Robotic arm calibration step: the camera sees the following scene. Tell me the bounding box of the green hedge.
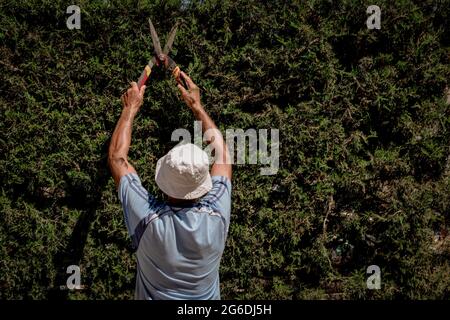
[0,0,449,299]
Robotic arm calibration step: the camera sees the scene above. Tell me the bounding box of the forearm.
[192,104,217,133]
[108,82,145,187]
[108,108,136,163]
[176,70,231,178]
[192,105,230,165]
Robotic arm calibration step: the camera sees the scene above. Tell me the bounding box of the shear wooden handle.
[137,65,152,89]
[172,66,180,79]
[172,66,189,88]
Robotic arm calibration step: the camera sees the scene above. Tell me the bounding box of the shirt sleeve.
[118,173,160,249]
[199,175,232,230]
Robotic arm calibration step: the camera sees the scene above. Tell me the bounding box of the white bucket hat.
[155,143,212,200]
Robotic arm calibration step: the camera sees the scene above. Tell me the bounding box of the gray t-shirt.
[118,173,232,300]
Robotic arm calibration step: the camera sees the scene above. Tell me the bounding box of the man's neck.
[167,196,198,207]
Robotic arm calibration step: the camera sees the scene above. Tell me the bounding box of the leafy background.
[0,0,449,299]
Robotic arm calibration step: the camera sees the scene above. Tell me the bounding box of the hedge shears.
[137,18,180,89]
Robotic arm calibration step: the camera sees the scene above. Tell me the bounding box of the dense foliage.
[1,0,449,299]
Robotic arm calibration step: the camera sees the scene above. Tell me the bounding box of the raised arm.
[176,71,232,180]
[108,82,146,188]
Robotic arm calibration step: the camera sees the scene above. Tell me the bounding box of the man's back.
[119,173,232,300]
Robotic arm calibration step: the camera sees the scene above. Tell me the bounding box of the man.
[108,71,232,300]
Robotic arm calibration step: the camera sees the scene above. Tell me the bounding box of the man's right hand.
[176,71,202,111]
